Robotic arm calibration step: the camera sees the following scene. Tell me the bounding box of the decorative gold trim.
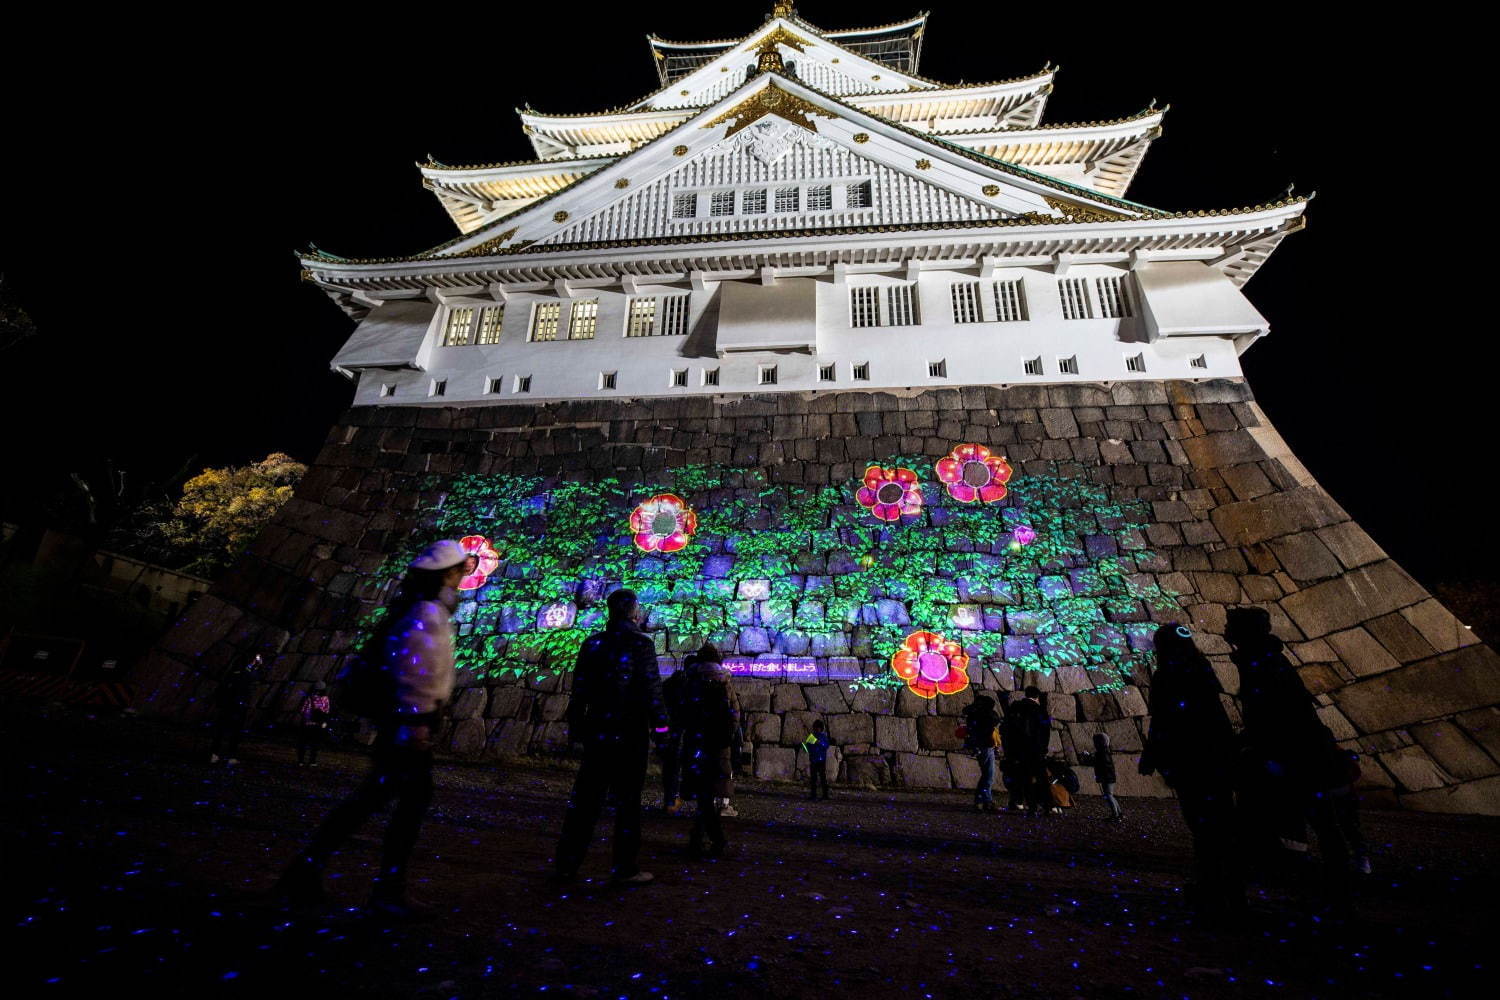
[756,25,811,56]
[1042,195,1127,223]
[673,144,689,156]
[852,132,869,143]
[553,211,569,223]
[680,90,689,96]
[915,158,931,170]
[772,1,794,17]
[614,178,630,189]
[461,228,519,256]
[983,184,1000,196]
[699,81,837,138]
[871,75,881,81]
[831,57,839,63]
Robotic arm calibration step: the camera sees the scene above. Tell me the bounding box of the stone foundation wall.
[135,380,1500,813]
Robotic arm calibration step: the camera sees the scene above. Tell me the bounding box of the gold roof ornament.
[758,47,785,73]
[700,80,836,138]
[1042,196,1126,223]
[772,1,794,19]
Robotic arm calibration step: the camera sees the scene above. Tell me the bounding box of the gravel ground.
[3,708,1495,999]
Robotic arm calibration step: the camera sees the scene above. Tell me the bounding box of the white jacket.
[387,596,456,716]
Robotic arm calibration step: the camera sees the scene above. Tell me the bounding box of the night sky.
[2,4,1490,591]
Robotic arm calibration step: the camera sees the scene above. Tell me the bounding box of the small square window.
[710,190,735,216]
[1190,354,1208,369]
[670,369,688,387]
[429,378,447,397]
[808,185,832,211]
[742,189,767,214]
[1023,357,1044,376]
[672,193,696,218]
[846,180,873,209]
[600,371,617,390]
[819,364,836,382]
[1125,353,1146,373]
[702,368,720,386]
[759,365,778,386]
[486,376,505,394]
[1058,356,1079,375]
[928,360,946,378]
[380,382,397,397]
[774,186,799,213]
[515,375,532,393]
[851,361,870,381]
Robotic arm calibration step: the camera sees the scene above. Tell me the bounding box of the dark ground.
[4,709,1494,999]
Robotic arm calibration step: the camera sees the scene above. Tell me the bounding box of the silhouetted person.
[1227,606,1366,906]
[553,589,668,885]
[962,694,1001,811]
[680,646,736,857]
[277,540,472,918]
[1001,687,1051,814]
[1140,623,1244,920]
[802,719,832,800]
[1090,731,1123,821]
[658,652,690,813]
[209,653,263,765]
[296,680,332,766]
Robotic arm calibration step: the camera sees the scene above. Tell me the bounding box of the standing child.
[802,720,831,800]
[297,681,332,766]
[1091,732,1123,820]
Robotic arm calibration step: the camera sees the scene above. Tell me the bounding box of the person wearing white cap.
[277,538,476,919]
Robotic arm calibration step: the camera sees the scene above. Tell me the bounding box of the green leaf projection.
[359,460,1182,693]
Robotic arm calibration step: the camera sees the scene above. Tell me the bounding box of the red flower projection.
[890,630,971,698]
[457,535,501,591]
[630,493,698,553]
[934,443,1012,504]
[855,465,923,522]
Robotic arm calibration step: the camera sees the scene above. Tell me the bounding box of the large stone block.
[849,686,895,714]
[826,712,874,746]
[1268,532,1344,583]
[948,752,982,790]
[772,683,808,712]
[1279,561,1429,639]
[449,687,488,721]
[755,746,797,781]
[1409,721,1499,781]
[747,711,782,743]
[844,755,890,788]
[1334,644,1500,733]
[917,715,963,750]
[1378,745,1453,793]
[735,679,773,712]
[1325,627,1401,678]
[448,718,486,756]
[1401,599,1478,654]
[1398,775,1500,816]
[804,683,850,713]
[1210,486,1347,547]
[781,710,821,747]
[895,752,954,788]
[1456,707,1500,763]
[875,715,918,753]
[486,719,532,757]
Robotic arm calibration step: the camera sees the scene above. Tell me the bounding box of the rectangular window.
[886,284,918,326]
[742,189,767,214]
[380,382,397,397]
[850,286,880,328]
[670,369,688,387]
[846,180,873,209]
[1096,275,1133,319]
[660,294,690,336]
[759,365,778,385]
[1023,357,1044,376]
[851,362,870,381]
[807,185,832,211]
[774,186,799,213]
[1058,355,1079,375]
[819,364,836,382]
[626,296,657,337]
[599,371,617,390]
[951,282,982,324]
[702,368,720,386]
[515,374,532,393]
[672,193,696,218]
[1125,353,1146,373]
[928,360,947,378]
[430,378,447,397]
[476,305,504,344]
[1190,354,1208,369]
[530,302,561,341]
[993,279,1028,322]
[486,376,505,394]
[1059,278,1093,320]
[442,307,474,346]
[710,190,735,216]
[568,299,598,339]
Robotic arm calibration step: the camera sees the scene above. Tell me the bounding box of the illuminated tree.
[163,452,306,575]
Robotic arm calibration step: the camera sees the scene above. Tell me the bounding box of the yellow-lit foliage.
[166,452,305,573]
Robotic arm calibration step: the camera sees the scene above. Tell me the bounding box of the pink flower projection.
[1012,524,1037,546]
[630,493,698,553]
[934,443,1012,504]
[856,465,923,522]
[890,630,971,698]
[457,535,500,591]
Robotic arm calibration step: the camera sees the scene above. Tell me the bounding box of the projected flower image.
[935,443,1012,504]
[856,465,923,522]
[890,630,971,698]
[457,535,501,590]
[630,493,698,552]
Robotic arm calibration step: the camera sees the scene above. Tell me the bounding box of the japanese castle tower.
[302,4,1304,403]
[142,5,1500,814]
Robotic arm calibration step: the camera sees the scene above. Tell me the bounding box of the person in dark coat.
[679,648,736,857]
[1090,731,1123,820]
[1227,606,1366,902]
[553,589,668,886]
[961,694,1002,811]
[658,654,692,813]
[209,653,263,765]
[1140,623,1244,920]
[1000,687,1051,814]
[801,719,832,800]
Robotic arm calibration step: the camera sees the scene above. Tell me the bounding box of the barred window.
[1190,354,1208,369]
[1059,278,1093,320]
[710,190,735,216]
[759,365,778,385]
[951,282,982,324]
[599,371,617,390]
[1058,355,1079,375]
[1125,353,1146,373]
[808,185,832,211]
[742,189,767,214]
[442,307,474,346]
[670,369,688,387]
[515,375,532,393]
[928,360,947,378]
[380,382,397,397]
[846,180,873,209]
[1096,275,1133,318]
[626,297,657,337]
[429,378,447,397]
[672,193,697,218]
[660,294,689,336]
[702,368,720,386]
[850,286,880,328]
[486,376,505,394]
[568,298,599,340]
[774,186,799,212]
[819,364,836,382]
[993,279,1028,322]
[476,306,504,344]
[886,284,918,326]
[1023,357,1044,376]
[851,362,870,381]
[530,302,561,341]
